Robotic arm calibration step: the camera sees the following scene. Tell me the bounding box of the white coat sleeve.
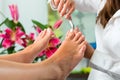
[48,0,57,11]
[49,0,102,13]
[74,0,101,13]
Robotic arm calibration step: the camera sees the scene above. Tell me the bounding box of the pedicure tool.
[68,18,75,30]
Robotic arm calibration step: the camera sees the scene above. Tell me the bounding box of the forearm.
[0,60,60,80]
[84,43,94,59]
[0,45,39,63]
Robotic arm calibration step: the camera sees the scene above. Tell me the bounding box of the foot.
[23,28,54,62]
[32,28,54,53]
[44,28,87,79]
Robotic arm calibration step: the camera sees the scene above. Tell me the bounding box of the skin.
[0,28,87,80]
[52,0,75,19]
[51,0,94,59]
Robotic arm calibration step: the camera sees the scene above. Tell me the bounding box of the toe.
[78,41,87,50]
[66,30,75,40]
[74,27,79,34]
[41,29,47,38]
[34,30,46,43]
[73,32,82,41]
[77,35,85,44]
[44,28,53,39]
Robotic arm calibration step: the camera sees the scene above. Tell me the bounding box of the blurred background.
[0,0,96,80]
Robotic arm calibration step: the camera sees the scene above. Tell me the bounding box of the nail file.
[49,1,75,30]
[68,19,74,30]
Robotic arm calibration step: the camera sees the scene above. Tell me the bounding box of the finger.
[54,0,60,7]
[57,0,64,14]
[60,0,70,17]
[51,0,55,6]
[65,4,75,19]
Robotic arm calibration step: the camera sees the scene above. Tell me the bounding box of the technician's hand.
[51,0,75,19]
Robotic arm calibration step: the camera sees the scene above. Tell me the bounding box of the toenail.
[70,29,73,32]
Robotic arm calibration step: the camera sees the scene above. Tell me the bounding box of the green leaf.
[4,18,16,30]
[40,55,47,61]
[0,18,8,27]
[17,22,25,32]
[0,49,7,55]
[27,40,34,45]
[7,46,15,54]
[0,18,25,32]
[32,20,48,30]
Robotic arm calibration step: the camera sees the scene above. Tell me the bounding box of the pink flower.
[38,37,61,58]
[45,47,57,58]
[9,4,19,23]
[49,38,61,47]
[35,27,42,33]
[38,51,45,57]
[0,27,25,48]
[27,33,35,41]
[38,47,57,58]
[2,39,14,49]
[53,19,63,29]
[15,27,25,45]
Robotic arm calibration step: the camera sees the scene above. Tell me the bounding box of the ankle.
[43,58,66,80]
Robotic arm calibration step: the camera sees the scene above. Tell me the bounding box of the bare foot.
[30,28,54,54]
[23,28,54,62]
[33,28,53,52]
[44,28,87,80]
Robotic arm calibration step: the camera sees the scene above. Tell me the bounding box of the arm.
[84,42,94,59]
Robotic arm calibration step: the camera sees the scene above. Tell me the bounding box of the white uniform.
[75,0,120,80]
[50,0,120,80]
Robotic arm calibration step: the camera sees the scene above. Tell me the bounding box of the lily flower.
[53,19,63,29]
[0,27,25,48]
[9,4,19,24]
[38,37,61,58]
[35,26,42,33]
[49,37,61,47]
[25,33,35,46]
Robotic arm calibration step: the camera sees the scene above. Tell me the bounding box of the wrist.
[84,43,94,59]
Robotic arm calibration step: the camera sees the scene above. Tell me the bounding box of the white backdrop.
[0,0,48,33]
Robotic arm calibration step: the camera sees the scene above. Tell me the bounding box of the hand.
[52,0,75,19]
